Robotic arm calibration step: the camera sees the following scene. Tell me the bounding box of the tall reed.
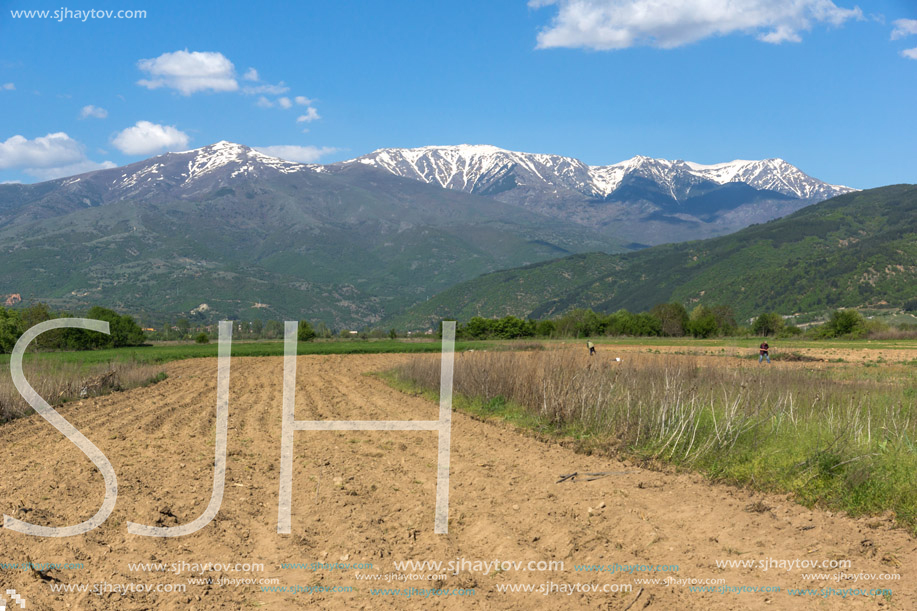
[394,350,917,527]
[0,357,165,422]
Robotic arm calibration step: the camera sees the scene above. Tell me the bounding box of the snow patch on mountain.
[180,141,307,184]
[347,145,854,201]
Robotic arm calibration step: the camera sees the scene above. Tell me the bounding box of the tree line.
[453,303,899,340]
[0,303,145,354]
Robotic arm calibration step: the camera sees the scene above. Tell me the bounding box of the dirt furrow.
[0,354,912,610]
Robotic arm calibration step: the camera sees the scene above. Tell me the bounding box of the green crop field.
[0,339,487,366]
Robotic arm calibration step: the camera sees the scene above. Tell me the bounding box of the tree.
[555,309,603,338]
[297,320,316,342]
[87,306,145,348]
[195,332,210,344]
[176,318,191,338]
[651,303,688,337]
[0,307,24,354]
[687,305,718,338]
[21,302,59,350]
[462,317,491,339]
[389,328,397,340]
[263,320,284,339]
[251,319,263,339]
[753,312,784,337]
[535,319,556,338]
[711,305,737,335]
[824,309,866,338]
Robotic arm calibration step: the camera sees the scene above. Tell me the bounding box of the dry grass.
[394,349,917,529]
[0,358,166,422]
[868,328,917,340]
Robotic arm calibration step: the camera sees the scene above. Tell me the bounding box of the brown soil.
[0,354,913,610]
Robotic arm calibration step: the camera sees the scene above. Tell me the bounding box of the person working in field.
[759,340,771,364]
[587,341,596,356]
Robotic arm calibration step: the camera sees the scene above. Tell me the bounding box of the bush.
[822,309,866,338]
[194,332,210,344]
[297,320,316,342]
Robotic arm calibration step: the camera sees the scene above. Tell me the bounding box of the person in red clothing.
[759,340,770,364]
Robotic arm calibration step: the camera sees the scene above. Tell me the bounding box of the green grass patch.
[0,339,496,368]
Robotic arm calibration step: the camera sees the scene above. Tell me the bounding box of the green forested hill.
[389,185,917,328]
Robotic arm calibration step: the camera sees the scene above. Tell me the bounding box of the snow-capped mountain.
[50,141,311,203]
[0,141,614,328]
[1,141,858,247]
[345,144,854,202]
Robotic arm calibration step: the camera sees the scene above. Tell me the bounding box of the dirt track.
[0,353,913,610]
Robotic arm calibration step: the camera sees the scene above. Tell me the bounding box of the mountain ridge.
[0,142,618,327]
[336,143,855,245]
[386,184,917,329]
[343,144,854,201]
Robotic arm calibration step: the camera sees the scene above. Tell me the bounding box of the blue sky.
[0,0,915,188]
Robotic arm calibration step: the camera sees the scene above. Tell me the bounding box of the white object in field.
[616,357,621,362]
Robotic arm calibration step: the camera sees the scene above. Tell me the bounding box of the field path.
[0,353,913,610]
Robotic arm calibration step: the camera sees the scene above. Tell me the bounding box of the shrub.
[822,309,867,338]
[194,332,210,344]
[297,320,316,342]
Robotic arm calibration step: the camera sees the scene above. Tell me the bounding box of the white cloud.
[891,18,917,39]
[296,108,321,123]
[1,82,14,91]
[254,145,339,163]
[295,96,313,106]
[256,96,274,108]
[242,82,290,95]
[25,159,117,181]
[137,50,238,95]
[277,96,293,109]
[530,0,863,50]
[243,67,259,81]
[0,132,114,180]
[79,104,108,119]
[0,132,85,169]
[112,120,190,155]
[902,47,917,60]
